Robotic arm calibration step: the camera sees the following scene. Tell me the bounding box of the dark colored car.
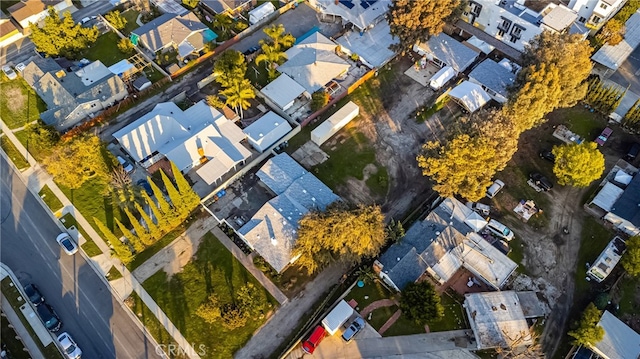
[137,179,153,196]
[492,240,511,255]
[37,303,61,332]
[243,46,260,56]
[539,149,555,163]
[342,316,366,342]
[23,284,44,306]
[530,173,553,191]
[626,143,640,161]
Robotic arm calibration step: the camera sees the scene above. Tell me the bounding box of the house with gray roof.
[603,172,640,236]
[587,310,640,359]
[413,33,480,74]
[591,10,640,77]
[131,12,217,59]
[375,197,518,291]
[21,56,127,130]
[468,59,517,103]
[200,0,252,16]
[239,153,339,272]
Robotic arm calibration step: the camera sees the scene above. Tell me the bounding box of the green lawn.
[554,106,604,140]
[142,232,278,359]
[106,265,123,280]
[79,32,125,67]
[59,212,103,257]
[58,177,121,233]
[247,61,271,88]
[1,316,31,359]
[143,66,166,83]
[38,184,63,212]
[0,136,29,170]
[126,292,182,359]
[617,276,640,317]
[120,9,141,36]
[127,217,196,270]
[0,75,47,129]
[346,280,396,311]
[574,217,614,298]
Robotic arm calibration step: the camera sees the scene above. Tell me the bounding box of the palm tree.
[261,24,295,51]
[256,44,287,80]
[213,13,233,38]
[221,79,255,119]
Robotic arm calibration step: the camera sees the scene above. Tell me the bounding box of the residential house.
[413,33,480,74]
[590,168,640,236]
[151,0,189,15]
[586,310,640,359]
[587,236,626,282]
[113,100,250,182]
[448,81,493,112]
[200,0,252,17]
[277,31,350,95]
[0,17,22,47]
[308,0,388,32]
[374,197,518,291]
[591,10,640,78]
[242,111,293,153]
[569,0,627,32]
[259,74,308,111]
[22,57,128,130]
[468,59,517,103]
[131,12,218,60]
[238,153,340,272]
[464,291,544,349]
[335,20,399,69]
[7,0,73,32]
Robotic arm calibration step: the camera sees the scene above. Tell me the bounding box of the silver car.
[2,65,17,80]
[58,332,82,359]
[342,316,365,342]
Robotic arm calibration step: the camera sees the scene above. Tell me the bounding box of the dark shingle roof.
[468,59,516,98]
[610,174,640,227]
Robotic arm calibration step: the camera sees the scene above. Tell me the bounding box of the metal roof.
[448,81,492,112]
[592,311,640,359]
[260,74,306,109]
[591,10,640,71]
[243,111,293,152]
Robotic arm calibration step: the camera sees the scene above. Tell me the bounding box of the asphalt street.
[0,155,161,359]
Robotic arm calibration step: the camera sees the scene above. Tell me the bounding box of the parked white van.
[486,219,514,241]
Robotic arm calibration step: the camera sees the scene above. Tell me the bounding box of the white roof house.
[464,291,533,350]
[259,74,307,111]
[591,310,640,359]
[590,182,625,211]
[335,20,398,69]
[468,59,516,103]
[308,0,388,32]
[448,81,492,113]
[113,100,250,177]
[248,1,275,25]
[243,112,293,153]
[311,101,359,146]
[278,31,350,94]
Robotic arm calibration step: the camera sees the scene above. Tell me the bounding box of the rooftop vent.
[271,237,277,246]
[259,133,264,137]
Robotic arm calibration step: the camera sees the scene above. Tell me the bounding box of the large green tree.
[30,8,99,58]
[105,10,127,30]
[220,79,255,119]
[261,24,295,51]
[596,19,625,46]
[94,217,133,263]
[213,14,233,37]
[170,161,200,214]
[22,121,59,158]
[399,281,444,325]
[294,203,386,274]
[213,50,247,88]
[43,135,109,189]
[568,303,604,346]
[622,236,640,277]
[552,142,605,187]
[388,0,459,50]
[256,45,287,80]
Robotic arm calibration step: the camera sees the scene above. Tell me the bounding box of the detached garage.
[249,2,275,25]
[243,112,293,153]
[311,101,359,146]
[321,300,354,335]
[260,74,307,111]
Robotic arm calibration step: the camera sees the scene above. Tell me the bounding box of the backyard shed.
[249,2,275,25]
[243,112,293,153]
[311,101,359,146]
[448,81,492,113]
[260,74,307,111]
[321,300,354,335]
[429,66,456,90]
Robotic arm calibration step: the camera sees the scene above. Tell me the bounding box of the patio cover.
[464,36,495,54]
[464,211,488,232]
[591,182,625,211]
[429,66,455,90]
[614,170,633,185]
[448,81,491,113]
[108,59,135,76]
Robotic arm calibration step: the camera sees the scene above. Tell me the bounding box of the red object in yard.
[595,127,613,146]
[302,325,326,354]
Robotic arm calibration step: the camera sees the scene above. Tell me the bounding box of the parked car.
[342,316,366,342]
[80,16,91,24]
[23,283,45,306]
[58,332,82,359]
[486,180,505,199]
[529,173,553,191]
[492,240,511,255]
[302,325,326,354]
[243,46,260,56]
[137,179,153,196]
[14,62,26,73]
[2,65,17,80]
[37,303,61,332]
[539,149,555,163]
[595,127,613,146]
[626,143,640,161]
[117,155,135,174]
[486,219,514,241]
[56,233,78,255]
[466,202,490,216]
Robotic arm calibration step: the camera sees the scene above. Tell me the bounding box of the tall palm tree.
[261,24,295,51]
[213,13,233,38]
[256,44,287,80]
[221,79,255,119]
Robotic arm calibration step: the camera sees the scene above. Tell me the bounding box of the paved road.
[0,155,161,359]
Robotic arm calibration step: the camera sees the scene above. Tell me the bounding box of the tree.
[148,176,172,217]
[124,208,153,246]
[220,304,247,330]
[386,219,405,243]
[135,202,162,241]
[105,10,127,30]
[213,50,247,88]
[261,24,295,51]
[23,121,59,158]
[256,45,287,80]
[387,0,459,50]
[568,303,604,346]
[399,281,444,325]
[94,217,133,264]
[115,217,145,252]
[294,204,386,274]
[552,142,605,187]
[206,95,226,109]
[160,169,184,224]
[220,79,255,119]
[117,38,135,55]
[43,135,109,189]
[110,166,141,210]
[596,19,625,46]
[622,98,640,131]
[621,236,640,277]
[196,294,222,324]
[30,8,98,58]
[213,13,233,38]
[170,161,200,214]
[236,283,269,317]
[141,190,168,229]
[311,91,329,111]
[182,0,199,9]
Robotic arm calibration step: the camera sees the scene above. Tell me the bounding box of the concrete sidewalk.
[0,118,200,359]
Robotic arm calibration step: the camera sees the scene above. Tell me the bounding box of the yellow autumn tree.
[552,142,605,187]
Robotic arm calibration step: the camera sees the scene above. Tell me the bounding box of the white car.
[80,16,91,24]
[57,332,82,359]
[56,233,78,255]
[2,65,17,80]
[117,155,134,174]
[486,219,515,242]
[486,179,505,199]
[15,62,26,73]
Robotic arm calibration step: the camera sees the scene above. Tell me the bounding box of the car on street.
[58,332,82,359]
[302,325,326,354]
[2,65,17,80]
[80,17,91,24]
[23,283,44,306]
[117,155,135,174]
[486,179,505,199]
[37,303,61,332]
[539,149,555,163]
[486,219,514,241]
[529,172,553,191]
[342,316,365,342]
[243,46,260,56]
[595,127,613,146]
[56,233,78,255]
